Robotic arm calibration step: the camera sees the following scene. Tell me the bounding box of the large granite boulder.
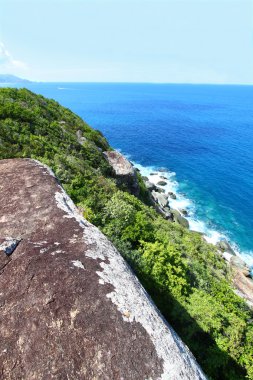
[0,159,205,380]
[152,191,168,208]
[103,151,140,196]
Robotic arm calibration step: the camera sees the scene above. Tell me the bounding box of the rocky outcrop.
[168,192,177,200]
[103,151,140,196]
[144,173,189,228]
[231,256,251,277]
[216,240,253,295]
[76,129,87,145]
[233,268,253,307]
[145,180,157,192]
[152,191,169,208]
[157,180,167,186]
[171,209,189,229]
[0,159,206,380]
[216,240,235,256]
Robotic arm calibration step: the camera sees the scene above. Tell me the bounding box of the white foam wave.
[134,161,253,269]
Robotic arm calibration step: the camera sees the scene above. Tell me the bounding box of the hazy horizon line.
[1,74,253,86]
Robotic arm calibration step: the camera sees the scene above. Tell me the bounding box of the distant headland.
[0,74,31,84]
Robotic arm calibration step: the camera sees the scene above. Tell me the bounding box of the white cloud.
[0,42,27,71]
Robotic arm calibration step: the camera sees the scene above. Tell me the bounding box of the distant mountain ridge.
[0,74,31,83]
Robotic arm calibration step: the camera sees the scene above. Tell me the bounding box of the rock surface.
[168,192,177,200]
[233,268,253,307]
[157,180,167,186]
[103,151,140,196]
[0,159,206,380]
[216,240,235,255]
[76,129,87,145]
[230,256,251,277]
[145,180,157,191]
[152,191,168,208]
[171,209,189,229]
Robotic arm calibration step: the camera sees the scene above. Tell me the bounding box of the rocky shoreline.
[98,150,253,308]
[143,171,190,228]
[140,168,253,307]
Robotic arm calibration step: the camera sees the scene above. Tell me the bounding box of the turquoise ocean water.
[3,82,253,267]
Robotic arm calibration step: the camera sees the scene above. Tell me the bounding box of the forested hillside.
[1,88,252,380]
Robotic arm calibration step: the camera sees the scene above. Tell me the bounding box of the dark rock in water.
[171,209,189,229]
[103,151,139,196]
[160,175,168,180]
[180,209,188,216]
[0,158,206,380]
[168,192,177,199]
[150,172,158,176]
[157,181,167,186]
[157,168,167,172]
[216,240,236,255]
[156,187,166,193]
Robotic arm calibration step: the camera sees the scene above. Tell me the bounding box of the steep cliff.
[0,158,206,380]
[0,88,252,379]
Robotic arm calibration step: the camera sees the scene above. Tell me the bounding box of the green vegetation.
[1,88,252,379]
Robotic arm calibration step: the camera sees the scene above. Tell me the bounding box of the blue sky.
[0,0,252,83]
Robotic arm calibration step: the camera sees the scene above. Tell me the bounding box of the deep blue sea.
[2,82,253,265]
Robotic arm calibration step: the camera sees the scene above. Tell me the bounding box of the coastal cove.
[3,82,252,268]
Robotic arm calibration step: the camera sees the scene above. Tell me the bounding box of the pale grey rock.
[76,129,87,145]
[152,191,168,208]
[103,151,139,196]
